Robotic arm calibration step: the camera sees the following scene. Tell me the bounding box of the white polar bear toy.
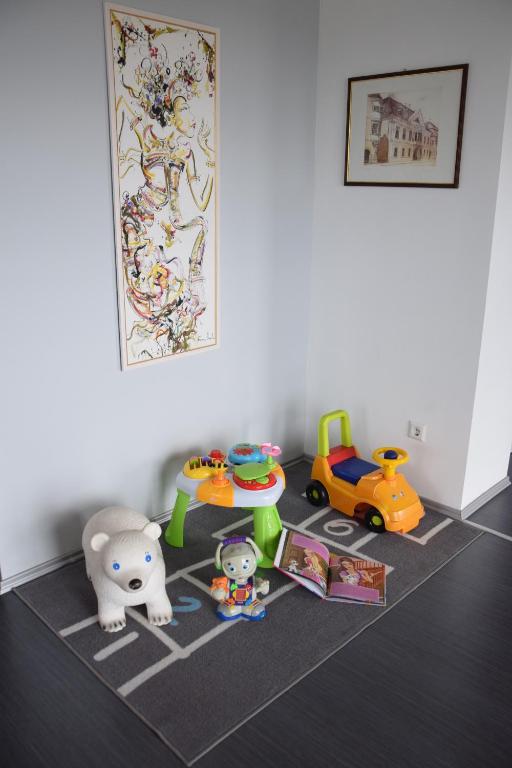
[82,506,173,633]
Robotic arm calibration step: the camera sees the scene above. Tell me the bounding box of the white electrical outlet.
[408,421,427,442]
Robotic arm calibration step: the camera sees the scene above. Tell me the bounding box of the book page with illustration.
[274,529,329,597]
[326,554,386,605]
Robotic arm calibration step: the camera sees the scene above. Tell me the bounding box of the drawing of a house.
[365,94,438,165]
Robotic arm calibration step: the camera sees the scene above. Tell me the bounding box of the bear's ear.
[143,522,162,541]
[91,532,110,552]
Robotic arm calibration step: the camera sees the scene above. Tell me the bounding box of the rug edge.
[12,588,191,767]
[13,529,484,766]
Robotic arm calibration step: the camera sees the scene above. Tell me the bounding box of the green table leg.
[165,489,190,548]
[251,504,283,569]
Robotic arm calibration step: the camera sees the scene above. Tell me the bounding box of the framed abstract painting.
[344,64,468,188]
[104,4,219,369]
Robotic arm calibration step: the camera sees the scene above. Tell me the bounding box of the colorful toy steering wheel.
[372,447,409,481]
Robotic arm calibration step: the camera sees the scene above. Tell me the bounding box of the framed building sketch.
[104,4,219,369]
[344,64,468,188]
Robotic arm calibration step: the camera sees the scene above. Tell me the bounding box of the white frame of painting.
[344,64,468,188]
[104,3,220,369]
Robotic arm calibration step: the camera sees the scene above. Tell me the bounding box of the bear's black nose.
[129,578,142,590]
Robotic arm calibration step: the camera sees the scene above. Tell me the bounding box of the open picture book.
[274,528,386,605]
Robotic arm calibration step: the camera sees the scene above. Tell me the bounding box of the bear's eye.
[145,553,152,562]
[242,559,250,571]
[112,562,120,571]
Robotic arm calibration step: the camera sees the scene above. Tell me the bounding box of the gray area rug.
[15,461,481,765]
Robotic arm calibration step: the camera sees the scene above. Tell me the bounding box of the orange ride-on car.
[306,410,424,534]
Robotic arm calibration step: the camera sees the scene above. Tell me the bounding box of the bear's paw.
[99,616,127,633]
[148,609,173,626]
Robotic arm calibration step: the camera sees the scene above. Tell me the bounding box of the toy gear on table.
[166,444,285,567]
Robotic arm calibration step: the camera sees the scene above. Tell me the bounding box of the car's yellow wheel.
[306,481,329,508]
[365,507,386,533]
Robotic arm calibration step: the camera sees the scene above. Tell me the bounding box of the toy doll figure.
[302,548,327,591]
[302,549,324,579]
[338,558,372,586]
[210,536,270,621]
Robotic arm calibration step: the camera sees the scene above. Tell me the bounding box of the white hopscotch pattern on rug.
[59,506,452,697]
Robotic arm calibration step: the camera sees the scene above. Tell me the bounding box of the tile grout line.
[463,519,512,543]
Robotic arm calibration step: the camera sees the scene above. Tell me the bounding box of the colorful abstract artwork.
[105,5,218,368]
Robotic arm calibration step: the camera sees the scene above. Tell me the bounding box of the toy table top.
[176,466,285,509]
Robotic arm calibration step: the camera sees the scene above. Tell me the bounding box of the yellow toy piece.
[372,446,409,480]
[196,476,235,507]
[306,410,424,534]
[183,456,215,480]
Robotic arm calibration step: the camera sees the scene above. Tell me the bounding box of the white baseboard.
[0,498,204,596]
[422,476,511,521]
[0,550,85,595]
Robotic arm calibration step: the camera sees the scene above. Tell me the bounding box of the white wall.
[462,56,512,507]
[306,0,512,509]
[0,0,319,578]
[3,0,511,582]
